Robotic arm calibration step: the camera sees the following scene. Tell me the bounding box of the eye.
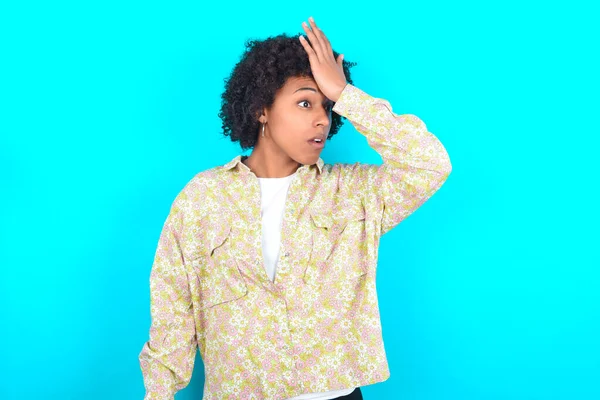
[298,100,333,112]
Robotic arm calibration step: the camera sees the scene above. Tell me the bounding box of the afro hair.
[218,32,357,150]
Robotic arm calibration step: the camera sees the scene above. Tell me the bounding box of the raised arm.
[333,83,452,235]
[298,17,452,236]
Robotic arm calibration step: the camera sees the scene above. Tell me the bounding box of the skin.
[243,16,348,178]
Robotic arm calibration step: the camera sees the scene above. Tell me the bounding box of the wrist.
[330,82,348,102]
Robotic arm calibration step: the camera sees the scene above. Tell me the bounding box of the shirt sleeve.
[138,197,197,399]
[332,83,452,235]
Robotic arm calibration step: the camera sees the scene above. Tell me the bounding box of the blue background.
[1,1,598,399]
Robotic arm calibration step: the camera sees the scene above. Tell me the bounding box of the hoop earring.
[261,123,265,138]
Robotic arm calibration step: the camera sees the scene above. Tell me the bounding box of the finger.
[310,18,333,57]
[307,17,330,59]
[302,21,324,62]
[299,35,318,61]
[302,21,323,62]
[337,53,344,67]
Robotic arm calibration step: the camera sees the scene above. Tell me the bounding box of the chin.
[296,154,320,166]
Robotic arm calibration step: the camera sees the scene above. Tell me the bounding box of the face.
[261,75,333,166]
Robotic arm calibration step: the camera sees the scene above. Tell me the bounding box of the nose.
[315,106,331,128]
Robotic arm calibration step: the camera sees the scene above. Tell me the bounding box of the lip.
[307,139,325,149]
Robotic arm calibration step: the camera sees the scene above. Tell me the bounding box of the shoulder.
[316,161,384,198]
[170,164,230,218]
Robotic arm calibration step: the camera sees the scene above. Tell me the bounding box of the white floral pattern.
[139,83,452,399]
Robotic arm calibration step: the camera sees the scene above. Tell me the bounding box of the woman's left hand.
[299,17,347,103]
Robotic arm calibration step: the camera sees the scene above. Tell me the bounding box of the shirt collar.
[222,155,324,175]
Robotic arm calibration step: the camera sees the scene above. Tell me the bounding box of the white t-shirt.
[258,172,356,400]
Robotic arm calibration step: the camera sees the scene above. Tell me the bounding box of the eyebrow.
[293,87,334,106]
[294,87,317,93]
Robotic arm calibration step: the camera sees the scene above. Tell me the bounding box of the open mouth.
[308,138,325,149]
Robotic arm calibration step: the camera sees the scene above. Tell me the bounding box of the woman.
[139,17,452,400]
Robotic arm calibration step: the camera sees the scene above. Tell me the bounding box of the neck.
[243,141,300,178]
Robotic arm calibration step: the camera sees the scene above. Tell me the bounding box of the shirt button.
[284,252,290,257]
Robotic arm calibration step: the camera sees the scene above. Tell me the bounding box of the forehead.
[279,76,323,96]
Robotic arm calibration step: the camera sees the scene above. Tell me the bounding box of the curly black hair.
[218,32,358,150]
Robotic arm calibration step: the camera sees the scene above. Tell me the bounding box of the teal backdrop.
[1,1,598,399]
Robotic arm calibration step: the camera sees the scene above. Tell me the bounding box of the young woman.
[139,17,452,400]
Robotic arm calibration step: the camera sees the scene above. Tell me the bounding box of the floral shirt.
[139,83,452,399]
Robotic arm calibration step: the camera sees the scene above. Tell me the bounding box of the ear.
[257,107,268,123]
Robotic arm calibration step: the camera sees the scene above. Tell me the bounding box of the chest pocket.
[189,219,248,310]
[304,207,367,285]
